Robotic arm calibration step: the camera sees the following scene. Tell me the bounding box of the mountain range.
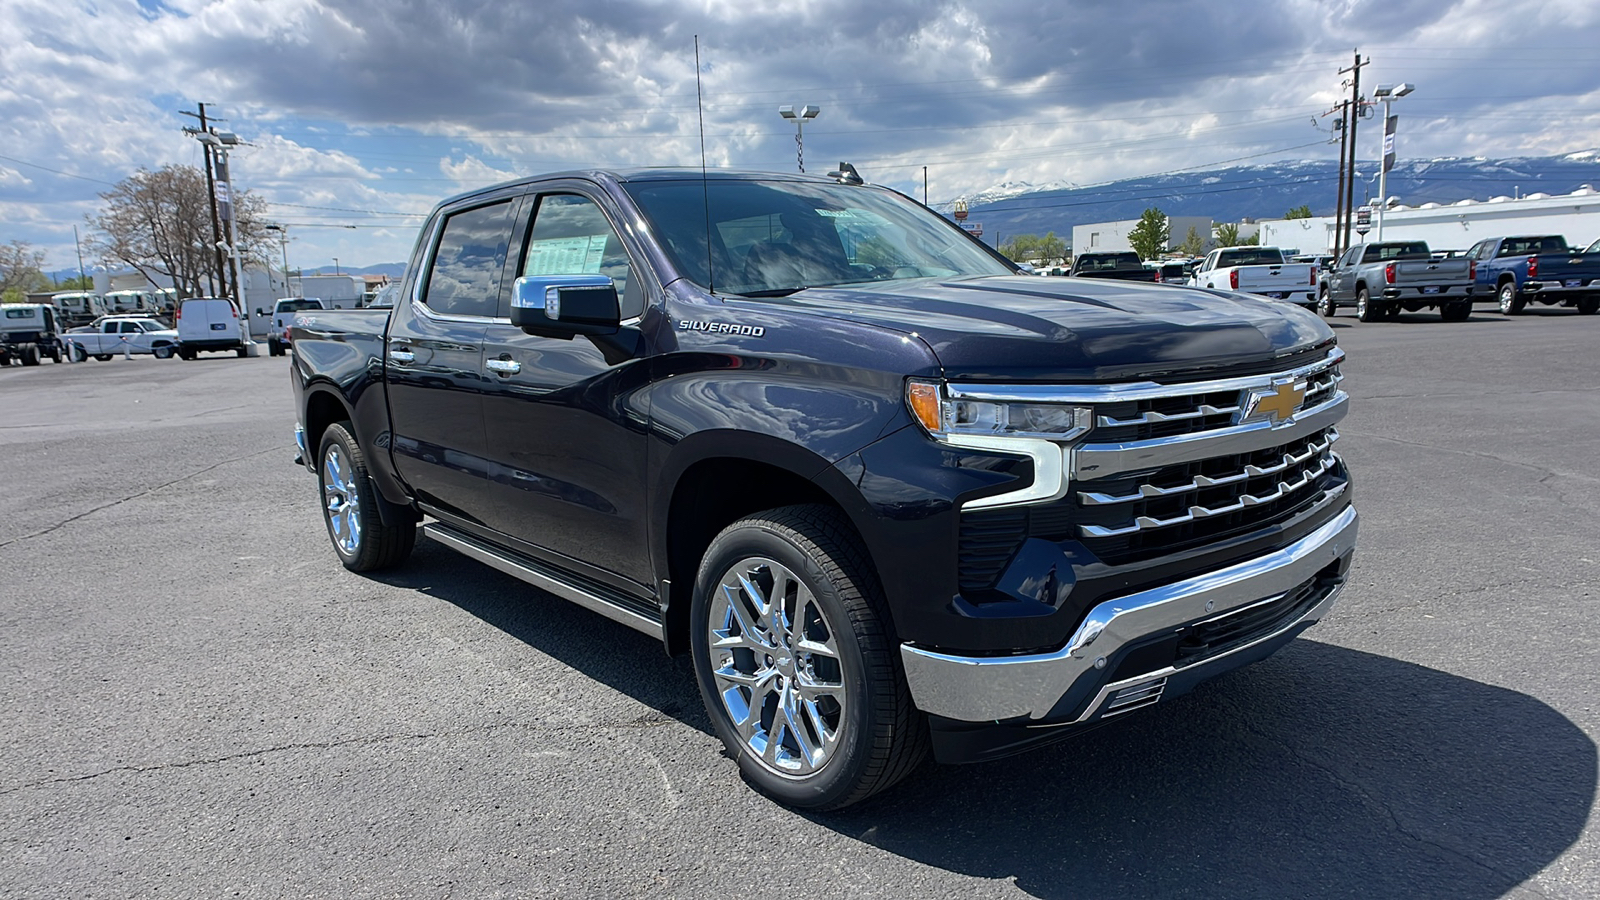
[938,150,1600,247]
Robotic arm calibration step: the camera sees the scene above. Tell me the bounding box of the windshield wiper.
[734,287,808,298]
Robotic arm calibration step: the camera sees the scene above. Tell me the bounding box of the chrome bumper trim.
[899,504,1358,722]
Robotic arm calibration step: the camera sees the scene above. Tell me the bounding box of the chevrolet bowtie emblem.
[1243,379,1307,425]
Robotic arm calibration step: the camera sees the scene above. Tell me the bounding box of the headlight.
[907,380,1093,441]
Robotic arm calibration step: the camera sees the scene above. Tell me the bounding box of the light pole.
[1372,82,1414,240]
[265,224,294,298]
[778,104,820,173]
[332,257,340,276]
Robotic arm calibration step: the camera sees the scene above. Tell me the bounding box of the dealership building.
[1260,186,1600,255]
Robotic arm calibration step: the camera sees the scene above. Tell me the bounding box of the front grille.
[953,348,1349,590]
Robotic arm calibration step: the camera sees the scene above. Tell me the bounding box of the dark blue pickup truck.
[1466,235,1600,315]
[289,168,1357,809]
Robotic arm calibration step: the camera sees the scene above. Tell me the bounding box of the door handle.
[389,345,416,364]
[485,358,521,376]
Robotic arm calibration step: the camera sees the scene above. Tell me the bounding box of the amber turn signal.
[906,381,941,432]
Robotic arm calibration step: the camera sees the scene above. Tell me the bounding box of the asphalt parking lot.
[2,305,1597,899]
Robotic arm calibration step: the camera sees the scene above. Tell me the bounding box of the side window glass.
[121,321,140,333]
[423,200,513,318]
[521,194,640,318]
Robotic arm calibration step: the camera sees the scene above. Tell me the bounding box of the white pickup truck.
[1191,246,1319,309]
[64,316,180,361]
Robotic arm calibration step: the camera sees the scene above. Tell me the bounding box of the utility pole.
[923,166,929,205]
[1339,51,1368,254]
[180,103,228,298]
[1333,99,1350,257]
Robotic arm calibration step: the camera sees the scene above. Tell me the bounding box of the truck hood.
[744,275,1333,382]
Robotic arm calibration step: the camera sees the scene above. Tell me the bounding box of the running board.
[421,523,664,641]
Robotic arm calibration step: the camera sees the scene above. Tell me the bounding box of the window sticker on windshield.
[524,235,608,275]
[815,209,857,219]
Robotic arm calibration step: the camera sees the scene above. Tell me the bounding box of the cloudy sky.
[4,0,1600,272]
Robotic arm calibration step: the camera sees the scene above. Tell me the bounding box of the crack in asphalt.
[1220,693,1550,897]
[0,447,280,550]
[0,717,679,796]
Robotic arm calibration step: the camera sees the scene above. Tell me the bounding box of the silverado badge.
[1241,379,1307,425]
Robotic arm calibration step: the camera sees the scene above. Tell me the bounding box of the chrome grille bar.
[1081,455,1342,538]
[1079,429,1338,506]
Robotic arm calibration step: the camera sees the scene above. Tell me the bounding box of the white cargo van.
[176,297,246,359]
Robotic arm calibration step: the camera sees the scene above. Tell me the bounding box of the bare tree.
[1,240,49,301]
[87,165,269,300]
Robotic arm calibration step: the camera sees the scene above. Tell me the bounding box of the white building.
[1260,186,1600,255]
[1072,216,1213,257]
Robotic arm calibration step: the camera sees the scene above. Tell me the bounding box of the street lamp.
[1371,82,1415,239]
[265,224,294,298]
[332,257,340,276]
[778,104,820,173]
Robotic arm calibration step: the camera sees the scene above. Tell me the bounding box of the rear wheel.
[1499,281,1525,315]
[1440,302,1472,322]
[317,422,416,572]
[235,346,248,358]
[267,339,283,357]
[152,344,174,360]
[1577,297,1599,315]
[1356,287,1379,322]
[179,348,195,360]
[47,343,63,363]
[691,505,928,810]
[20,344,40,366]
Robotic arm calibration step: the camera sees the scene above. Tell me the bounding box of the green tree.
[1215,222,1242,246]
[1178,225,1206,257]
[1126,208,1169,260]
[1285,205,1314,219]
[1000,232,1065,263]
[54,274,93,290]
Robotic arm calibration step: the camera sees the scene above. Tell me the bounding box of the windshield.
[278,299,323,313]
[622,178,1013,295]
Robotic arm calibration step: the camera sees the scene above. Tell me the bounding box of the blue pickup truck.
[1465,235,1600,315]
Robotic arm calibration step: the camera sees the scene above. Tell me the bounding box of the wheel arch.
[655,434,880,657]
[302,383,355,464]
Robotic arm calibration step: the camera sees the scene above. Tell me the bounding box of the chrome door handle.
[485,358,521,376]
[389,346,416,364]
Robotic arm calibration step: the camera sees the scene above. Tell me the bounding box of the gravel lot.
[2,307,1597,899]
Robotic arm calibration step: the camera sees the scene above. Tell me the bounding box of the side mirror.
[511,274,620,339]
[255,308,266,316]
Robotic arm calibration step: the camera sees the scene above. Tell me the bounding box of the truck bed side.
[290,308,408,506]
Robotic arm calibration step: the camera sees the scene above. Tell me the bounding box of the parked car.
[1465,235,1600,316]
[264,298,329,356]
[1067,252,1158,280]
[291,167,1356,810]
[1319,241,1474,322]
[1192,247,1318,309]
[176,297,246,359]
[0,304,67,366]
[1150,261,1191,284]
[63,316,179,361]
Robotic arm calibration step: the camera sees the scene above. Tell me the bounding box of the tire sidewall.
[1499,282,1516,313]
[690,519,878,809]
[317,426,365,567]
[1356,288,1371,321]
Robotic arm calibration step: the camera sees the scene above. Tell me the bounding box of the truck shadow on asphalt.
[379,542,1593,899]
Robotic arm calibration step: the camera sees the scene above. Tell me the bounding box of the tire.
[267,339,283,357]
[20,344,40,366]
[152,344,174,360]
[1440,302,1472,322]
[317,422,416,572]
[1319,285,1336,317]
[70,343,87,363]
[0,352,10,366]
[93,353,113,362]
[1356,287,1379,322]
[691,505,928,810]
[47,344,62,363]
[236,346,248,358]
[1498,281,1525,315]
[179,348,195,361]
[1578,297,1599,316]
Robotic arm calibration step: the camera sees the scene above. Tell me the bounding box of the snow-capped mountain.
[950,153,1600,244]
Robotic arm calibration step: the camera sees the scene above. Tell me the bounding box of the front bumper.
[900,503,1357,724]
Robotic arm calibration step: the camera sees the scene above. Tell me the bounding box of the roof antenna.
[695,35,714,295]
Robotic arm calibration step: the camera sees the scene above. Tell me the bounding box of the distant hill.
[943,151,1600,247]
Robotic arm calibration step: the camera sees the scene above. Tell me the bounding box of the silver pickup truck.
[1319,241,1473,322]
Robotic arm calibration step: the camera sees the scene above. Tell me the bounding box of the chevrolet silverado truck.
[290,169,1357,810]
[1319,240,1473,322]
[1066,252,1158,281]
[1465,235,1600,316]
[1192,246,1319,310]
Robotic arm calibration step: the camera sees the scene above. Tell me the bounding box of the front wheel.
[1499,282,1525,315]
[152,344,174,360]
[317,422,416,572]
[1320,285,1336,317]
[70,343,87,363]
[691,505,928,810]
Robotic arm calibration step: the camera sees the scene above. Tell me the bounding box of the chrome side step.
[422,523,664,641]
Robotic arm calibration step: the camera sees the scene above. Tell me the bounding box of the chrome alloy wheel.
[708,557,847,777]
[322,444,362,555]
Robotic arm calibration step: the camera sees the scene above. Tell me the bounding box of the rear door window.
[423,200,514,319]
